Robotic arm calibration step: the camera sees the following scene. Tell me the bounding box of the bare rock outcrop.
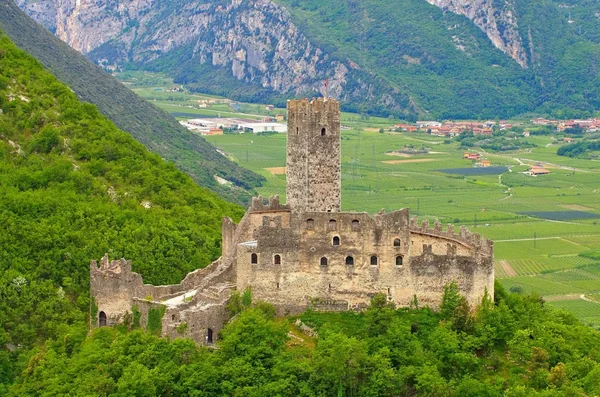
[426,0,528,68]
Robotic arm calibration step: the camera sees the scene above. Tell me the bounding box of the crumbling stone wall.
[90,255,233,345]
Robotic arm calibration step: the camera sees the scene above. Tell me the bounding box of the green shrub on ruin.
[147,306,166,336]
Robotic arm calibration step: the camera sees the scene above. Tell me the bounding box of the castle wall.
[232,208,494,313]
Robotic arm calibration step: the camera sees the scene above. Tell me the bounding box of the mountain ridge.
[14,0,600,118]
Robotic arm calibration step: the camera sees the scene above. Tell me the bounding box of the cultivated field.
[121,71,600,328]
[210,129,600,327]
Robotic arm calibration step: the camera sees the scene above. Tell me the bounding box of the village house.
[528,167,551,176]
[464,152,481,161]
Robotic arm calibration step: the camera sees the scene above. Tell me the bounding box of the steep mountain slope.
[15,0,600,118]
[424,0,600,116]
[0,28,244,383]
[0,0,264,205]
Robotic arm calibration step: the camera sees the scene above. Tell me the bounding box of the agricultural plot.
[436,167,508,175]
[520,211,600,221]
[548,300,600,329]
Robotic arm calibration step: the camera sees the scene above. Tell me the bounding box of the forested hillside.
[6,284,600,396]
[0,31,244,389]
[278,0,600,119]
[0,0,265,205]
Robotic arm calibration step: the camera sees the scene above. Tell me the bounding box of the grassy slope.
[0,0,265,205]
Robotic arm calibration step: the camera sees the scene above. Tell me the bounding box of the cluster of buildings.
[394,117,600,137]
[532,118,600,133]
[395,120,514,137]
[180,118,287,135]
[463,152,492,167]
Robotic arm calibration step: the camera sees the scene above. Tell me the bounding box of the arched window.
[370,255,378,266]
[306,218,314,230]
[333,236,340,246]
[352,220,360,231]
[396,255,403,266]
[321,127,326,136]
[207,328,214,344]
[320,257,328,267]
[251,253,258,264]
[274,255,281,265]
[99,311,107,327]
[328,219,337,230]
[394,238,401,247]
[296,127,299,135]
[345,256,354,266]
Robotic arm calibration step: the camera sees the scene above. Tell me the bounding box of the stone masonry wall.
[286,98,341,213]
[232,206,494,314]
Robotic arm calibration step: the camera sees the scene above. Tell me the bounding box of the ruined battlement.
[409,217,493,255]
[249,195,290,213]
[90,255,133,276]
[286,98,341,121]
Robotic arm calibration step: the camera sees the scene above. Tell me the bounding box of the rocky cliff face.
[425,0,528,68]
[15,0,414,116]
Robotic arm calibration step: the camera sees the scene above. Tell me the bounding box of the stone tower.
[286,98,341,213]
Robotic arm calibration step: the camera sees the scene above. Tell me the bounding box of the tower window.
[296,127,299,135]
[333,236,340,246]
[352,220,360,231]
[320,257,328,267]
[396,255,404,266]
[328,219,337,230]
[370,255,378,266]
[394,238,401,247]
[345,256,354,266]
[306,218,314,230]
[274,255,281,265]
[251,253,258,264]
[321,127,326,136]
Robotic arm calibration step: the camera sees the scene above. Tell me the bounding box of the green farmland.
[209,128,600,328]
[120,71,600,327]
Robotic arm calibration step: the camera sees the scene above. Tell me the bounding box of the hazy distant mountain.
[15,0,600,119]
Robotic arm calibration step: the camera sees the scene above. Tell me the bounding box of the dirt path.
[544,294,600,304]
[382,159,434,164]
[265,167,286,175]
[543,294,581,302]
[499,260,518,277]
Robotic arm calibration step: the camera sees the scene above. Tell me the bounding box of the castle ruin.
[91,98,494,344]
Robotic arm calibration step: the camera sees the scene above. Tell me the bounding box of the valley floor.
[123,72,600,328]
